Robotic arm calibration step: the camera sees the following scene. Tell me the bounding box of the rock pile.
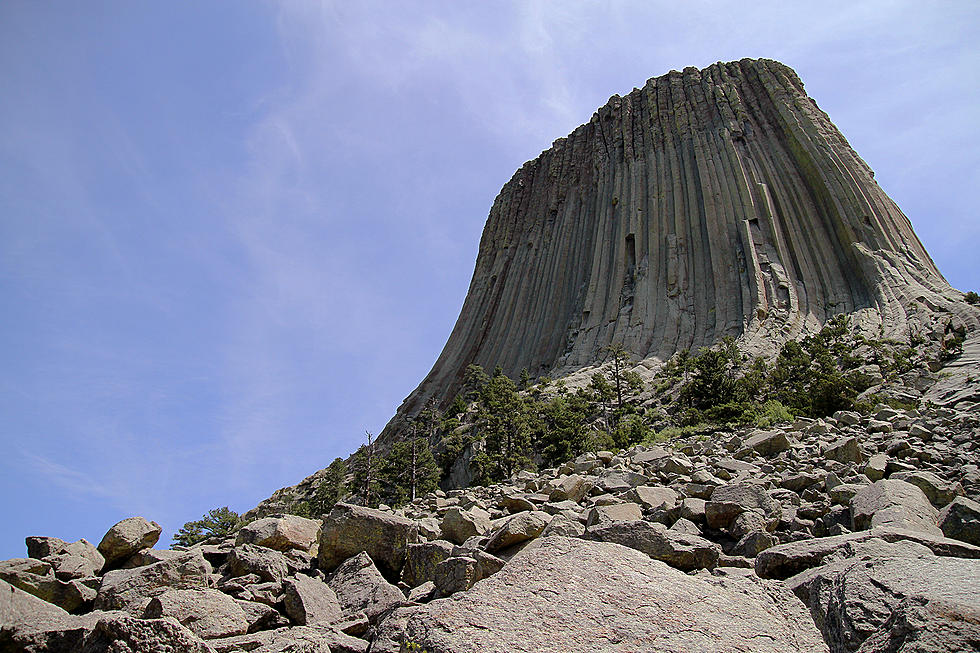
[3,401,979,652]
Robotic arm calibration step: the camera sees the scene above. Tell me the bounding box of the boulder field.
[3,402,980,652]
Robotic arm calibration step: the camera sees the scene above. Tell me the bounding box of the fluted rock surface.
[383,58,972,439]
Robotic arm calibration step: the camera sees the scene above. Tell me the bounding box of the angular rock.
[401,540,454,589]
[587,520,720,571]
[788,538,980,653]
[851,479,941,536]
[432,556,481,597]
[235,515,320,553]
[440,507,492,545]
[755,528,980,580]
[318,503,419,580]
[326,551,404,623]
[80,614,214,652]
[209,624,368,653]
[938,496,980,546]
[281,574,344,626]
[227,544,291,583]
[739,429,791,457]
[548,474,590,502]
[823,437,863,464]
[118,548,183,570]
[143,588,248,639]
[890,470,962,507]
[583,502,642,527]
[485,511,549,553]
[0,557,95,612]
[94,550,211,613]
[382,536,826,652]
[863,453,888,482]
[539,512,585,538]
[625,485,678,511]
[97,516,162,568]
[705,482,780,530]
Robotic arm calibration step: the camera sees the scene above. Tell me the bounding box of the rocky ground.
[3,397,980,652]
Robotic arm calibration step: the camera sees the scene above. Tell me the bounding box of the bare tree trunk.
[364,430,374,507]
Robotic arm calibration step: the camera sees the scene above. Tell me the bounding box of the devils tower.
[382,58,973,441]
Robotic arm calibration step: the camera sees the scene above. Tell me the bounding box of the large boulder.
[318,503,419,579]
[97,517,162,569]
[823,436,863,464]
[755,528,980,580]
[938,496,980,546]
[548,474,591,502]
[208,624,368,653]
[227,544,291,583]
[281,574,344,626]
[25,537,104,580]
[587,520,720,571]
[788,538,980,653]
[0,578,79,650]
[439,507,492,545]
[485,511,549,553]
[891,470,963,508]
[401,540,454,589]
[327,551,404,623]
[705,482,781,530]
[378,537,827,652]
[143,588,249,639]
[235,515,320,553]
[851,480,941,536]
[94,550,211,614]
[0,557,95,612]
[79,614,214,652]
[739,429,791,457]
[624,485,678,512]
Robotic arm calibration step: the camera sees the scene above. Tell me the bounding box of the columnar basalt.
[383,58,973,440]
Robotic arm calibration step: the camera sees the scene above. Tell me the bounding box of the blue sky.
[1,1,977,558]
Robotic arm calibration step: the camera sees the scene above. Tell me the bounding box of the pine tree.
[172,507,241,547]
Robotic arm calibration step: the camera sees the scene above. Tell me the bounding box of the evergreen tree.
[172,507,241,547]
[349,432,379,507]
[378,436,440,506]
[308,457,347,516]
[475,372,533,482]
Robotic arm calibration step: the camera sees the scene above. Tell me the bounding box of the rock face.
[382,57,973,443]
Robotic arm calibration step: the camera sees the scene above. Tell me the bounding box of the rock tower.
[382,58,971,441]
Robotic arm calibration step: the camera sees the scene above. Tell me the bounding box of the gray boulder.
[485,511,549,553]
[0,557,95,612]
[625,485,678,511]
[97,517,162,569]
[583,502,642,527]
[938,496,980,546]
[281,574,344,626]
[755,528,980,580]
[227,544,291,583]
[851,480,941,536]
[705,482,780,530]
[401,540,454,589]
[540,512,585,538]
[440,507,492,545]
[823,437,863,464]
[208,624,367,653]
[890,470,962,508]
[739,429,791,457]
[94,550,211,613]
[79,614,214,652]
[326,551,404,623]
[380,536,826,652]
[587,520,720,571]
[318,503,419,579]
[143,588,248,639]
[235,515,320,553]
[788,538,980,653]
